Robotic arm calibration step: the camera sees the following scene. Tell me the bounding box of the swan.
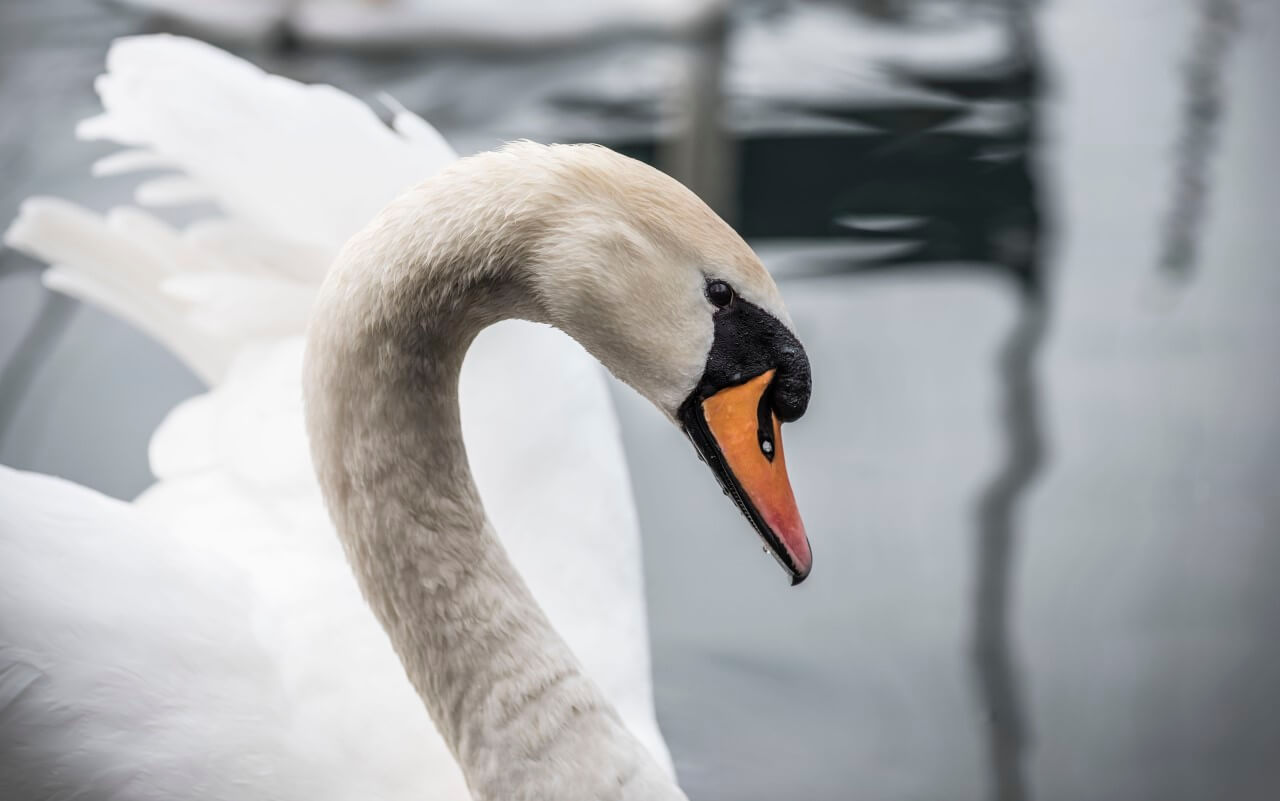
[3,35,666,800]
[1,36,813,800]
[298,139,813,799]
[1,145,815,801]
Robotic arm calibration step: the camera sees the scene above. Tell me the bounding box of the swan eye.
[706,280,734,309]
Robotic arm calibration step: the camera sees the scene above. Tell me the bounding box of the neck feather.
[303,173,684,801]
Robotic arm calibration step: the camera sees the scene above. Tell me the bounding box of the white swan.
[2,35,668,800]
[0,38,815,801]
[300,140,814,799]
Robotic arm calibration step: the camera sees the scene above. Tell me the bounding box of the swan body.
[2,36,670,800]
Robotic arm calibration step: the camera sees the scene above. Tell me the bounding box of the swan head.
[504,143,814,583]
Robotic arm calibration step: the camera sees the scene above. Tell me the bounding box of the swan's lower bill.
[680,368,812,584]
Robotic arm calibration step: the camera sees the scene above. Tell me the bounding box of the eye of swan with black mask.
[678,276,813,584]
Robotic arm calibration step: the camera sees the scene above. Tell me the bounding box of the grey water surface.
[1,1,1277,800]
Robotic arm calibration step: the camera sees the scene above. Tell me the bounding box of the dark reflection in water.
[658,14,736,221]
[972,294,1045,801]
[1159,0,1240,283]
[612,110,1041,286]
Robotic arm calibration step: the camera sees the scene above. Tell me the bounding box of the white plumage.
[2,35,671,800]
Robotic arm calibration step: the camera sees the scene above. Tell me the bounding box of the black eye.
[706,280,734,308]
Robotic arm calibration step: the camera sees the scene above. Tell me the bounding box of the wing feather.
[6,34,456,379]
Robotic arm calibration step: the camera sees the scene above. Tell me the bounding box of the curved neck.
[303,180,683,801]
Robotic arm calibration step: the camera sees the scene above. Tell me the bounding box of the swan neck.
[303,185,680,800]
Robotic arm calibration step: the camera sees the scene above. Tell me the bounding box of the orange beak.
[684,369,812,583]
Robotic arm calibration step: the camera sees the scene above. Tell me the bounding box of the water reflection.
[1158,0,1240,283]
[972,294,1044,801]
[975,9,1044,801]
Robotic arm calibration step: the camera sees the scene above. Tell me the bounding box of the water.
[2,1,1278,799]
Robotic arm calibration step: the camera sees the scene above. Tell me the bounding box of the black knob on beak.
[769,338,810,423]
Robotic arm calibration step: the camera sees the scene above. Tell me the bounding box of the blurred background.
[1,0,1277,799]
